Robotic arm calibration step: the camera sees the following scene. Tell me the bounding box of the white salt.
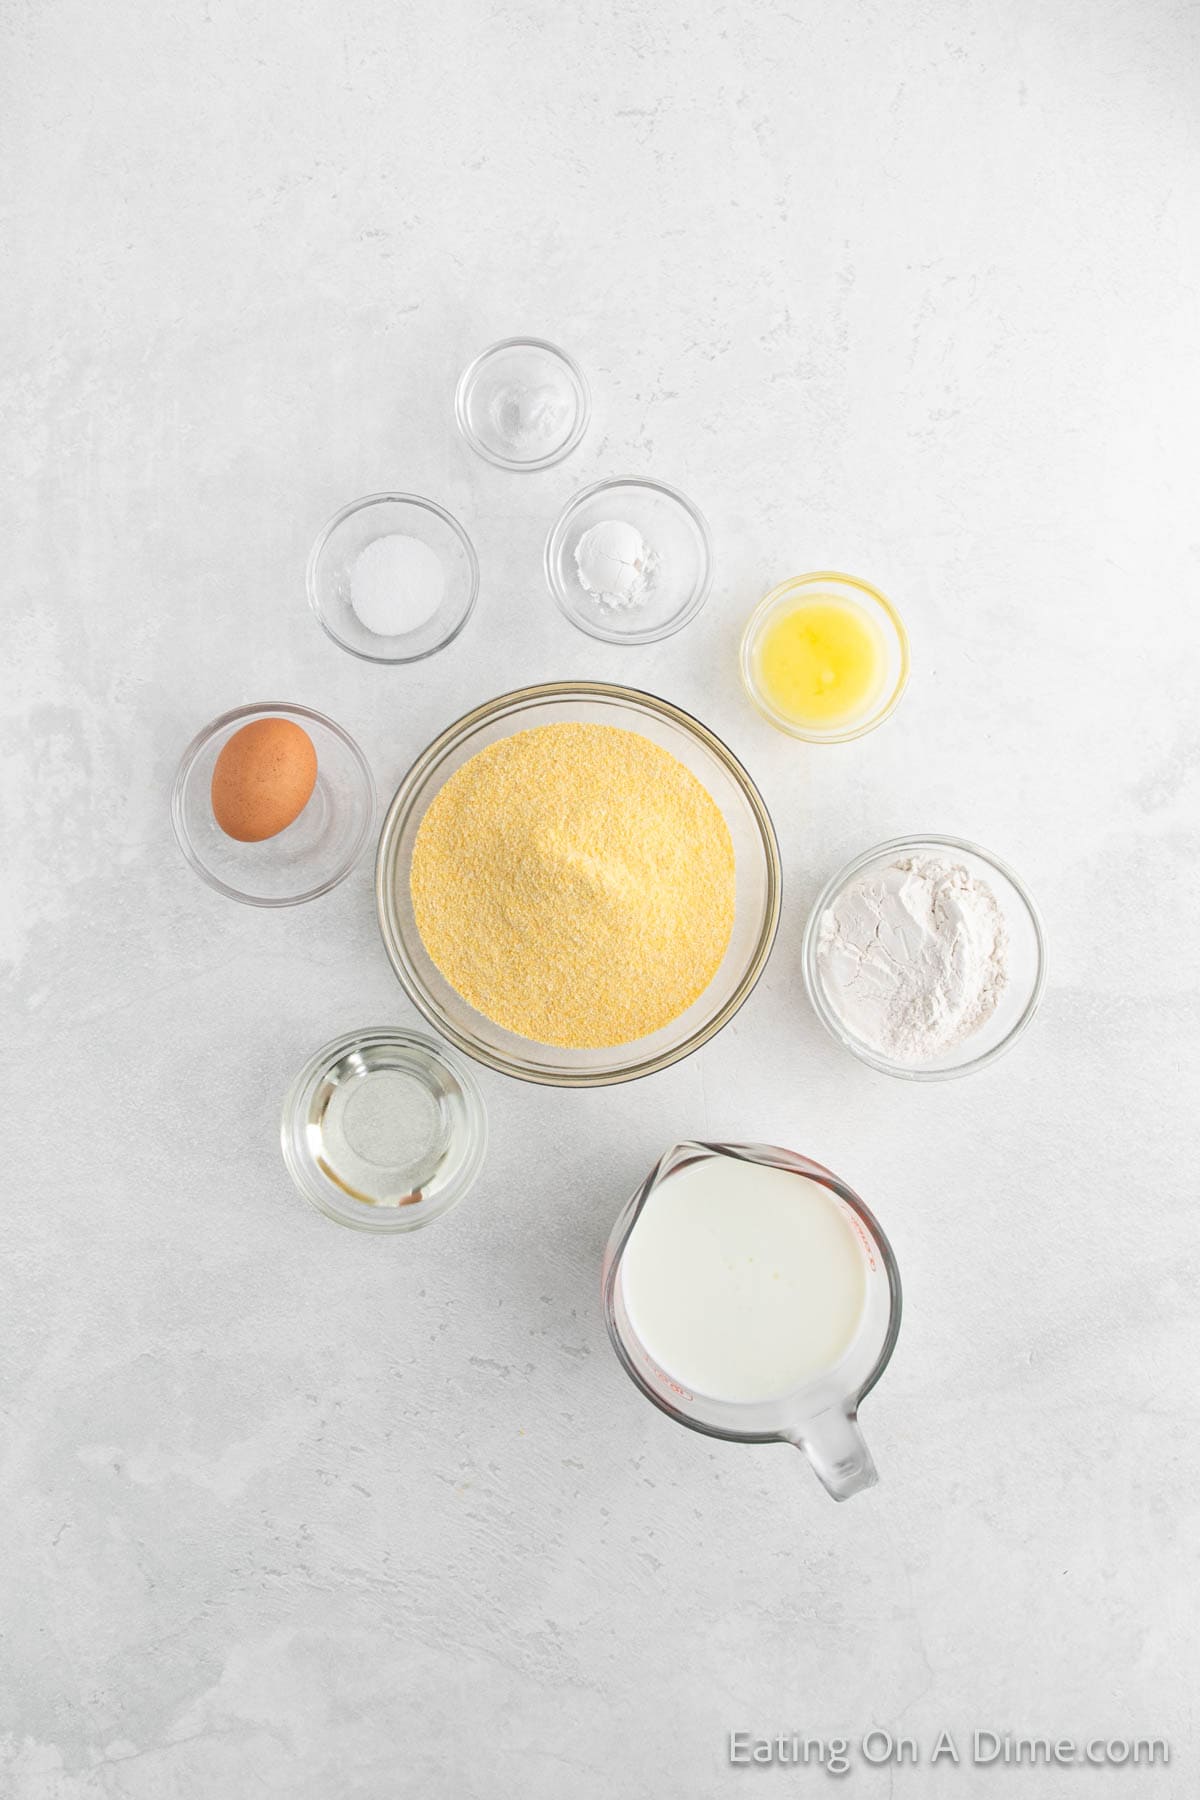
[487,379,571,452]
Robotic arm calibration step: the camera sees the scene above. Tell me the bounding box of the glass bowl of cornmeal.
[740,572,910,743]
[375,682,782,1087]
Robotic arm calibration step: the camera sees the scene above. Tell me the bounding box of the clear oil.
[304,1042,456,1207]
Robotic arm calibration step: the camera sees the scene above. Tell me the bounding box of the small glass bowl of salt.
[306,492,479,664]
[455,338,589,471]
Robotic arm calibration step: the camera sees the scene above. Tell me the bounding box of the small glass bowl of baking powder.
[544,476,713,644]
[455,338,589,471]
[307,493,479,664]
[802,835,1047,1080]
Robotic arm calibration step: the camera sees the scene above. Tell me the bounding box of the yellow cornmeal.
[409,722,735,1049]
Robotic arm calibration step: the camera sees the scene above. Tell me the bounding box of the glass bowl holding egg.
[171,702,375,906]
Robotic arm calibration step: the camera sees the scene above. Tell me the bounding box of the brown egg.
[211,718,318,842]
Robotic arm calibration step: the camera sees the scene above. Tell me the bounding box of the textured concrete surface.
[3,1,1199,1795]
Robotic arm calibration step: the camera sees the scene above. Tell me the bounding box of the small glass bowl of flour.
[307,493,479,663]
[545,476,713,644]
[455,338,589,471]
[802,835,1046,1080]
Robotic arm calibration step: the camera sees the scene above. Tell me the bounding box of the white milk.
[620,1156,867,1403]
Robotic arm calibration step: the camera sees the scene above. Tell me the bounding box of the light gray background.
[4,1,1198,1795]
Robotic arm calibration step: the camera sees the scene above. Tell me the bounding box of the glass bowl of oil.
[281,1027,488,1231]
[740,572,910,743]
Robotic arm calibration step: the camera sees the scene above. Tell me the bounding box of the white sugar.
[350,534,445,637]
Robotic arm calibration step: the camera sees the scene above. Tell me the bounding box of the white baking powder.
[816,854,1008,1062]
[574,519,657,609]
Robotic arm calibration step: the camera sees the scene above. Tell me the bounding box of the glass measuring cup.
[602,1142,902,1501]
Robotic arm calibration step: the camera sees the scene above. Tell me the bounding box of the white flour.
[817,854,1008,1062]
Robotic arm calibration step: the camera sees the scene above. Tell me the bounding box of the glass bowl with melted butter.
[740,572,910,743]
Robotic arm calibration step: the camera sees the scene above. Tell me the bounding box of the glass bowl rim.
[454,337,590,471]
[375,680,782,1087]
[171,700,377,907]
[739,570,911,743]
[305,491,481,665]
[543,474,714,645]
[801,832,1048,1081]
[279,1024,489,1232]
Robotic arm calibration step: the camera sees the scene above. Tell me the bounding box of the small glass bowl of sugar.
[306,492,479,664]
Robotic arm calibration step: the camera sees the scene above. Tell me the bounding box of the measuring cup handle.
[794,1406,878,1501]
